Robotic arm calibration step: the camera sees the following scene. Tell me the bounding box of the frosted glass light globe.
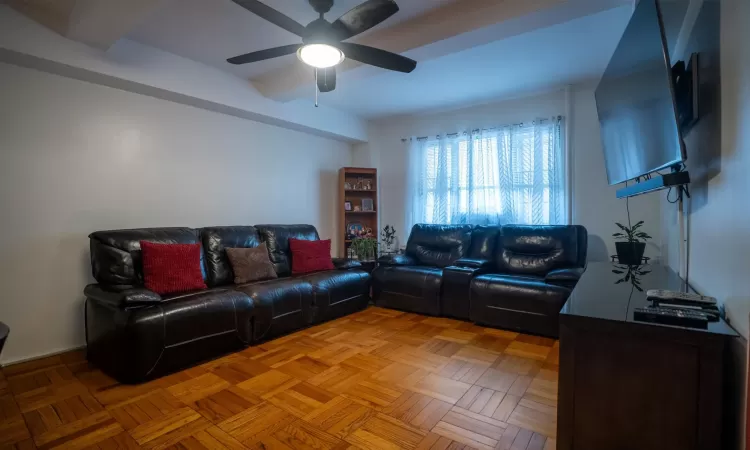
[298,44,345,69]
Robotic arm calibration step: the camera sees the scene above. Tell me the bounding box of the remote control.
[646,289,717,305]
[655,301,721,321]
[634,306,709,328]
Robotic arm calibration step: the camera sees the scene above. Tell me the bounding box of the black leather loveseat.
[372,224,587,337]
[84,225,370,383]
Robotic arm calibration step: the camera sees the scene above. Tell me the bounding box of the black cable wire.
[667,187,679,203]
[625,180,632,231]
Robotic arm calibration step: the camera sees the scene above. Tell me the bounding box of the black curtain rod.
[400,116,562,142]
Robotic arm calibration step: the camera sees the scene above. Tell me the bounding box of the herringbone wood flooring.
[0,307,559,450]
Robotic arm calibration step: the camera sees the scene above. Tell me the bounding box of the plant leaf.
[612,270,625,274]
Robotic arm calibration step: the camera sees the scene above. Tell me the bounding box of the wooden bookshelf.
[338,167,378,257]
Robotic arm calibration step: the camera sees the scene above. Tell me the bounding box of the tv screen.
[595,0,687,186]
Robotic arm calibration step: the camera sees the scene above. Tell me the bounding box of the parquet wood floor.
[0,307,559,450]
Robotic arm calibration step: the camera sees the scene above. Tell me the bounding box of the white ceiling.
[125,0,634,119]
[323,6,634,118]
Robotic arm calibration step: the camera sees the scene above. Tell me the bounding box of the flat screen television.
[595,0,688,186]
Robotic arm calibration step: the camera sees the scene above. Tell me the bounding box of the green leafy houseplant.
[351,237,378,261]
[612,220,652,265]
[380,225,396,253]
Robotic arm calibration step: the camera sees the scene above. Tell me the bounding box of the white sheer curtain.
[406,117,566,230]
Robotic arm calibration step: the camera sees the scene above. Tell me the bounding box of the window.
[408,118,566,227]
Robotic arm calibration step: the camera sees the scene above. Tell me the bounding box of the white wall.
[357,89,663,261]
[657,2,748,446]
[0,62,353,364]
[0,6,368,142]
[571,88,663,262]
[660,0,749,339]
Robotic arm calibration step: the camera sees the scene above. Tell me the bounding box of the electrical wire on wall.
[625,180,632,234]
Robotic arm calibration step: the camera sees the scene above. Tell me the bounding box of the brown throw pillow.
[225,243,277,284]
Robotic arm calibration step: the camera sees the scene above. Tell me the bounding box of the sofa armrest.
[84,284,161,307]
[377,254,417,266]
[545,267,585,283]
[331,258,363,270]
[454,258,494,270]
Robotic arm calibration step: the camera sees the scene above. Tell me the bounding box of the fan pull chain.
[315,69,319,108]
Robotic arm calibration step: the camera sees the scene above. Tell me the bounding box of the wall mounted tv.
[595,0,696,198]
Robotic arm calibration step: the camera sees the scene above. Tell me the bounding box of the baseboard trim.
[1,345,86,368]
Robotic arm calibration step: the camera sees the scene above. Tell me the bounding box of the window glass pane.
[417,121,563,225]
[458,139,468,189]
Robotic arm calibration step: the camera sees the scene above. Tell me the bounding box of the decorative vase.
[615,241,646,265]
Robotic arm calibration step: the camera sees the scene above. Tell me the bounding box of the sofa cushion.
[405,224,472,267]
[201,226,261,287]
[234,277,314,341]
[289,238,334,274]
[256,225,320,277]
[471,273,571,316]
[299,270,370,322]
[226,243,277,284]
[372,265,443,315]
[158,288,253,346]
[89,228,204,288]
[140,241,207,295]
[467,225,501,261]
[495,225,581,275]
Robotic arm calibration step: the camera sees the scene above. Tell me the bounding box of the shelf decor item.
[347,222,364,239]
[613,220,652,265]
[344,201,352,211]
[362,198,374,211]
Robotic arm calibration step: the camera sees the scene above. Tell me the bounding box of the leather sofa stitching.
[486,305,547,316]
[163,329,238,348]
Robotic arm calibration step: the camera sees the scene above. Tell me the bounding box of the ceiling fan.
[227,0,417,93]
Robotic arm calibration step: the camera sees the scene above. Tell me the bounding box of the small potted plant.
[351,237,378,261]
[613,220,652,265]
[381,225,396,254]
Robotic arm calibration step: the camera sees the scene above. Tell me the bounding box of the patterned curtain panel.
[407,117,566,228]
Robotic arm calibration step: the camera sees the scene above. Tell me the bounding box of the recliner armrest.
[545,267,585,283]
[377,254,417,266]
[331,258,362,270]
[84,284,161,307]
[454,258,494,270]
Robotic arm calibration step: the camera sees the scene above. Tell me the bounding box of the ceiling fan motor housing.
[309,0,334,15]
[303,18,337,45]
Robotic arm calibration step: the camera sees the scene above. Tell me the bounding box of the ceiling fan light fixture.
[297,44,345,68]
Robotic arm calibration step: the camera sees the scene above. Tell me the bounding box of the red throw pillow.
[140,241,207,294]
[289,238,335,274]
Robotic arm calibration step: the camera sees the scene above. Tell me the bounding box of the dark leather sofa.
[372,224,587,337]
[84,225,370,383]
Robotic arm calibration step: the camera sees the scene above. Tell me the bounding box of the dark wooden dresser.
[557,262,738,450]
